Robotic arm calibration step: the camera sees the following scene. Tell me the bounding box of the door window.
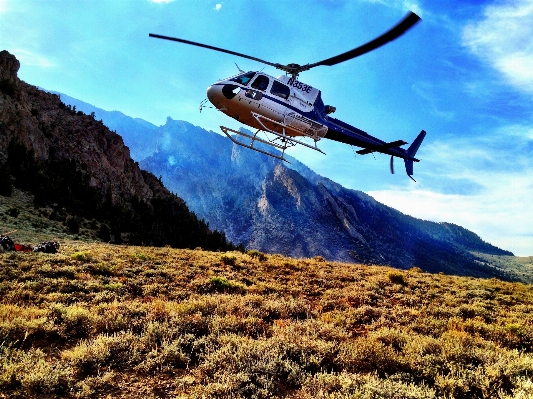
[270,81,290,99]
[251,75,270,91]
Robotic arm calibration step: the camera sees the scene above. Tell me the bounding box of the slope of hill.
[48,91,159,161]
[0,50,232,251]
[1,240,532,398]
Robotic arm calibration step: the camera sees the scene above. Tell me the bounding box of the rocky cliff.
[0,50,231,250]
[0,51,162,204]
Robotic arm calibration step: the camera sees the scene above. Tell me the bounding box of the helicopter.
[149,11,426,180]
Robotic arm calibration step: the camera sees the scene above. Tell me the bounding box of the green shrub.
[62,332,139,375]
[247,249,267,261]
[136,336,193,373]
[102,282,123,292]
[388,270,408,286]
[90,262,116,276]
[220,254,236,266]
[71,252,93,262]
[0,347,70,395]
[198,276,246,294]
[49,304,94,338]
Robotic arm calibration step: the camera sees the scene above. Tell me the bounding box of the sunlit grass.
[1,187,533,397]
[1,238,532,398]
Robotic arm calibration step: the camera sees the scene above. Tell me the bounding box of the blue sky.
[1,0,533,256]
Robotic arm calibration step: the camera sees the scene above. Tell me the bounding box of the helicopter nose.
[207,84,240,108]
[206,84,218,101]
[206,84,224,109]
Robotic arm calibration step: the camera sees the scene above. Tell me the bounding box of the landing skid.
[220,113,326,162]
[221,126,289,161]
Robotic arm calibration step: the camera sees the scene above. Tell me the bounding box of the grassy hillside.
[476,253,533,285]
[1,221,533,398]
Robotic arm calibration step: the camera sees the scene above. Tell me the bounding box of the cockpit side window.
[251,75,270,91]
[230,71,256,86]
[270,81,290,100]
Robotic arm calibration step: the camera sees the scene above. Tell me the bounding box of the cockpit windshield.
[230,71,256,86]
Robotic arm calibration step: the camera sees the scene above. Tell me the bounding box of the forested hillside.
[0,50,233,251]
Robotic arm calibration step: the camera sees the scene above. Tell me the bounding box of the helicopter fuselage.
[206,71,422,163]
[207,71,329,140]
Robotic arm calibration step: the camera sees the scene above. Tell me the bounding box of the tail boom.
[323,118,426,180]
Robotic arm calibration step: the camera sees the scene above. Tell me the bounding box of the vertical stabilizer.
[404,130,426,181]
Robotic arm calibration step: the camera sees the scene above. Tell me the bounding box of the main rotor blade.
[149,33,281,69]
[308,11,421,68]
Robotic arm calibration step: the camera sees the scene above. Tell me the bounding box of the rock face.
[52,67,517,280]
[135,119,513,278]
[0,51,161,205]
[0,50,230,250]
[0,50,20,82]
[48,92,159,161]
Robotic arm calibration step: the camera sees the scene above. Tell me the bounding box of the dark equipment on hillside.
[0,233,59,254]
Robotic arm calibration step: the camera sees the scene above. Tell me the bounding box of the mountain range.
[52,93,517,280]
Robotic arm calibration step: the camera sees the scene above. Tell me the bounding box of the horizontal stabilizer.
[356,140,408,155]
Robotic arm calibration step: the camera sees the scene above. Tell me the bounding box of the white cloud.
[13,49,55,68]
[368,125,533,256]
[215,3,222,11]
[0,0,7,13]
[402,1,423,17]
[150,0,174,3]
[368,181,533,256]
[362,0,424,17]
[463,0,533,94]
[412,82,455,120]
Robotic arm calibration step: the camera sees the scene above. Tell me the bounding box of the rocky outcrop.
[0,50,231,250]
[0,50,20,82]
[0,50,165,206]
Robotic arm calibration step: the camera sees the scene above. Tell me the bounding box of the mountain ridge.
[50,88,520,280]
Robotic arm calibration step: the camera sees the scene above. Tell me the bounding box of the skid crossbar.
[220,111,326,161]
[251,112,326,153]
[221,126,289,161]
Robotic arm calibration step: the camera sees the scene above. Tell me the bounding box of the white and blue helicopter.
[150,11,426,180]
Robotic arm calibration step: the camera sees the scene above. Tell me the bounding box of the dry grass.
[1,239,533,398]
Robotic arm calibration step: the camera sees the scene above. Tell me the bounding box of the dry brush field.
[1,241,533,398]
